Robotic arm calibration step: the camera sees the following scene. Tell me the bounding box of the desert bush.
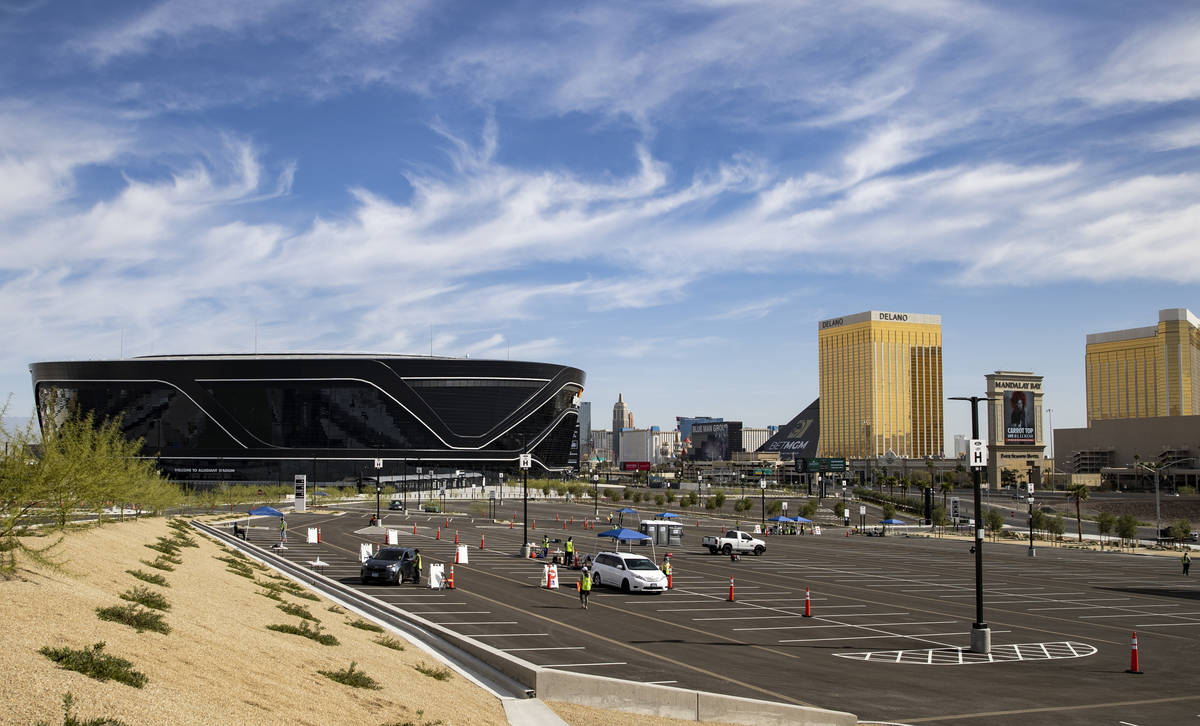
[38,643,147,688]
[346,618,384,633]
[318,661,380,689]
[373,635,406,651]
[125,569,169,587]
[118,586,170,611]
[266,620,338,646]
[95,604,170,634]
[414,662,452,681]
[277,602,318,621]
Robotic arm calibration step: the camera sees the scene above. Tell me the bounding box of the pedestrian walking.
[579,567,592,609]
[1184,551,1191,575]
[541,534,550,560]
[280,517,287,543]
[413,549,423,585]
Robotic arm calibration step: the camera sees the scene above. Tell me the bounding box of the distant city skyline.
[3,2,1200,453]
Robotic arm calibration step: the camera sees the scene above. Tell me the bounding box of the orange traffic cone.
[562,522,566,530]
[1127,632,1143,674]
[509,520,514,529]
[556,513,560,521]
[454,530,459,545]
[803,587,812,617]
[436,528,441,540]
[728,575,735,602]
[532,520,536,530]
[570,516,574,524]
[317,528,322,543]
[412,523,417,534]
[444,518,449,528]
[481,533,486,549]
[447,565,455,590]
[846,529,850,537]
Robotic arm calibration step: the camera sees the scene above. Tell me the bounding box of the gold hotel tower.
[817,311,943,459]
[1086,308,1200,423]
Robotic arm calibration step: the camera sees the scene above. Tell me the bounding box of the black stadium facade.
[30,354,585,483]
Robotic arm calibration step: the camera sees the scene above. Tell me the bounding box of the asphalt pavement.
[241,496,1200,726]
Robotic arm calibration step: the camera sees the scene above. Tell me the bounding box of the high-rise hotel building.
[817,311,943,459]
[1085,308,1200,423]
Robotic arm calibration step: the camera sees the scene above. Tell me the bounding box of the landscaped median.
[0,516,508,726]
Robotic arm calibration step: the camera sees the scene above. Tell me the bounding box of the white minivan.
[589,551,668,593]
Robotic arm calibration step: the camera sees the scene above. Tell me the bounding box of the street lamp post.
[950,395,994,655]
[1134,457,1194,541]
[592,473,599,520]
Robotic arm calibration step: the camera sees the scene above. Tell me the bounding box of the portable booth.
[638,519,684,547]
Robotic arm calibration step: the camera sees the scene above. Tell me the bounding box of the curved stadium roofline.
[30,354,585,484]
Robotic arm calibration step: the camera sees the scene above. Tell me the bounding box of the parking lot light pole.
[1135,458,1193,541]
[593,473,599,520]
[760,478,766,532]
[520,436,530,557]
[1027,493,1036,557]
[950,395,992,654]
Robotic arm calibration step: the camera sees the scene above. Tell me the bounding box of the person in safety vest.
[413,549,422,585]
[579,567,592,609]
[565,536,575,566]
[662,557,672,587]
[280,517,287,543]
[541,534,550,559]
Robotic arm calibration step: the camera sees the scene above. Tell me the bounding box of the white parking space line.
[655,608,763,613]
[742,620,955,632]
[433,621,518,625]
[779,630,1010,644]
[1135,622,1200,627]
[501,647,586,652]
[691,615,805,621]
[1079,611,1192,619]
[543,662,627,668]
[647,680,678,685]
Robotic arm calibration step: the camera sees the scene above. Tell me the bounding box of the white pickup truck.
[702,530,766,556]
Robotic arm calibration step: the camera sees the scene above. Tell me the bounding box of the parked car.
[423,503,439,512]
[360,546,419,585]
[589,551,667,593]
[388,500,405,511]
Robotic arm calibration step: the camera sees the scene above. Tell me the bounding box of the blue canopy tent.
[791,516,813,523]
[616,506,638,526]
[767,515,793,522]
[880,517,906,535]
[596,526,652,554]
[248,506,286,545]
[656,512,680,519]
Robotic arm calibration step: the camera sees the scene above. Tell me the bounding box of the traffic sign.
[518,453,532,469]
[781,501,788,511]
[760,481,768,489]
[374,458,383,469]
[969,439,987,468]
[859,505,867,516]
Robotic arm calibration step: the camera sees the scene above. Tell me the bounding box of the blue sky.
[2,0,1199,449]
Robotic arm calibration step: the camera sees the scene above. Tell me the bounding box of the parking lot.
[240,497,1200,725]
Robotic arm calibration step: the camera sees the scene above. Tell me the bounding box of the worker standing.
[565,536,575,567]
[1184,551,1191,575]
[413,549,423,585]
[579,567,592,609]
[662,556,672,589]
[280,517,287,544]
[541,533,550,560]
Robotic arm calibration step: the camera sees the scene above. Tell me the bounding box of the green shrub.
[144,539,179,556]
[373,635,406,651]
[35,691,131,726]
[38,642,147,688]
[654,494,665,506]
[318,661,380,689]
[414,662,452,681]
[257,588,283,601]
[266,620,338,646]
[277,581,319,600]
[95,604,171,634]
[125,569,169,587]
[168,532,199,548]
[277,602,318,621]
[327,605,345,614]
[119,586,171,611]
[139,558,174,572]
[346,618,384,633]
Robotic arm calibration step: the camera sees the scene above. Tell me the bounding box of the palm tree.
[1067,483,1090,542]
[939,479,954,512]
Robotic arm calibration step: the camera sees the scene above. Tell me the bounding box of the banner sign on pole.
[359,543,374,563]
[306,527,319,544]
[387,529,398,545]
[428,563,445,589]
